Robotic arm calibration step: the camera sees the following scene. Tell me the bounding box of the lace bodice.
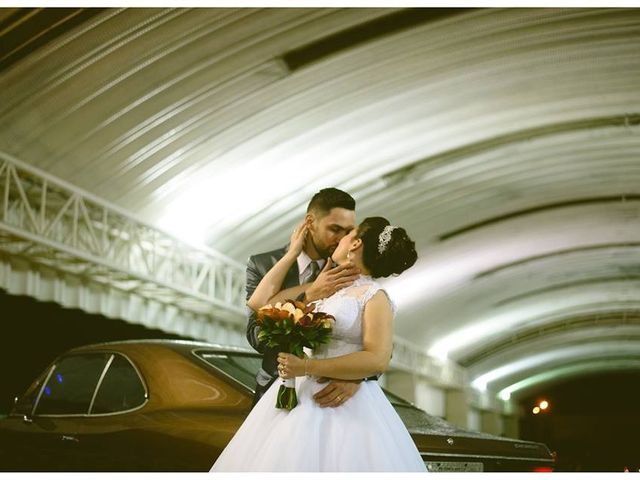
[304,275,395,360]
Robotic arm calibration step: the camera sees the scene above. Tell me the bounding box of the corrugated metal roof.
[1,7,639,396]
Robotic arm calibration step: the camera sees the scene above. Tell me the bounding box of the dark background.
[0,289,194,415]
[519,371,640,472]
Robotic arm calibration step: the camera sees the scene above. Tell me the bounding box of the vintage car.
[0,340,554,471]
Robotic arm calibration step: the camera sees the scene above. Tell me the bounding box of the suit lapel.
[263,245,300,290]
[282,245,300,289]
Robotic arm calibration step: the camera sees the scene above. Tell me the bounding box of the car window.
[91,354,146,414]
[196,351,262,390]
[36,353,110,416]
[12,366,52,416]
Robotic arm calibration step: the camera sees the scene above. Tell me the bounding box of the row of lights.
[532,400,549,414]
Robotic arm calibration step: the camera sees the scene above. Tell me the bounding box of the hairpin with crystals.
[377,225,397,254]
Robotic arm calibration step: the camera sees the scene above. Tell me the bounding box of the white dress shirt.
[297,250,326,285]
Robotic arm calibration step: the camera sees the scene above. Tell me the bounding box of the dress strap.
[361,282,397,315]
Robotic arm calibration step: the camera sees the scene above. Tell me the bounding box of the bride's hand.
[277,352,306,379]
[288,221,308,257]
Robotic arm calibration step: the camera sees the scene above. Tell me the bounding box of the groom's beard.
[308,234,334,259]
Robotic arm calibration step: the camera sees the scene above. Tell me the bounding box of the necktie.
[306,261,320,283]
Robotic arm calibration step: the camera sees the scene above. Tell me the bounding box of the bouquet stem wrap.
[275,342,304,410]
[277,377,298,410]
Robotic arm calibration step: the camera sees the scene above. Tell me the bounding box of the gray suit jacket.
[245,245,300,384]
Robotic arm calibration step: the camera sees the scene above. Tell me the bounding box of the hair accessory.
[377,225,397,254]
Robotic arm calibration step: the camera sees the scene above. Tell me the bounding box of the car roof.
[69,338,256,354]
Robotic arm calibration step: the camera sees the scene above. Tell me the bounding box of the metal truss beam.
[0,152,245,323]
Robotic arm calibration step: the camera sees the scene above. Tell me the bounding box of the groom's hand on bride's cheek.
[305,262,360,302]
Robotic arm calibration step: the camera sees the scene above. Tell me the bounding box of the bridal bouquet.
[256,300,335,410]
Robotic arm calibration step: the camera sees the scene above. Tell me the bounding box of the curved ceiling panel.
[1,7,639,395]
[499,358,640,400]
[462,310,640,368]
[467,321,640,380]
[471,340,640,393]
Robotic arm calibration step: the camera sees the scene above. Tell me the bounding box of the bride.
[210,216,427,472]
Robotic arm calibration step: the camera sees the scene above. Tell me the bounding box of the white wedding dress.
[210,275,428,472]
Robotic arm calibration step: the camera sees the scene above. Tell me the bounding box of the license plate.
[426,461,484,472]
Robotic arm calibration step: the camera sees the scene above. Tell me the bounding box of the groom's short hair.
[307,188,355,217]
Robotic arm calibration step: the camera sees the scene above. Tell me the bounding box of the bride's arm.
[247,223,306,311]
[266,283,310,305]
[298,291,394,380]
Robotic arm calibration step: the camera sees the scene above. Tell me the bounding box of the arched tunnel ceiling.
[1,7,639,397]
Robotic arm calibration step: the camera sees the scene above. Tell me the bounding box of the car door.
[74,352,151,471]
[16,353,111,470]
[0,364,53,470]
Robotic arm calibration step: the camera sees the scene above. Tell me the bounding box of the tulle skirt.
[210,375,428,472]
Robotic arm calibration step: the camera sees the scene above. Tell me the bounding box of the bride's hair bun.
[356,217,417,278]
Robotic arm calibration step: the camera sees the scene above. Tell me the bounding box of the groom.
[246,187,373,408]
